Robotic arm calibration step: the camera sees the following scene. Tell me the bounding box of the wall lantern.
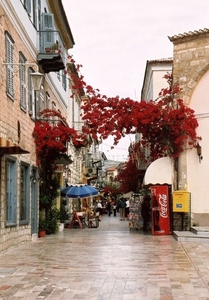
[30,175,38,184]
[30,72,43,91]
[2,62,43,91]
[196,143,203,163]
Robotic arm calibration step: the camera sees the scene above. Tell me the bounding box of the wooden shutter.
[6,160,17,224]
[5,33,14,97]
[39,85,44,112]
[28,68,35,117]
[62,70,67,91]
[41,13,55,49]
[24,0,31,14]
[19,54,26,110]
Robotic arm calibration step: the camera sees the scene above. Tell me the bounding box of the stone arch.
[184,62,209,105]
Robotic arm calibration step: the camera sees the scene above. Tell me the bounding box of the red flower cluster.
[33,109,77,164]
[66,57,200,162]
[115,159,142,193]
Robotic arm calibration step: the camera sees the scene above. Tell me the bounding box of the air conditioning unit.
[87,167,97,175]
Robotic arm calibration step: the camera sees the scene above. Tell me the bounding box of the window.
[52,101,56,111]
[37,0,41,30]
[56,71,61,81]
[41,13,55,52]
[62,70,67,91]
[20,164,30,224]
[28,67,35,117]
[20,0,39,28]
[39,85,45,112]
[5,32,14,98]
[24,0,31,14]
[19,53,27,111]
[52,102,56,122]
[6,160,17,225]
[46,92,50,109]
[33,0,38,28]
[28,67,41,119]
[28,79,44,119]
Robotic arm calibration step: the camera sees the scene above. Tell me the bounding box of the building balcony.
[37,30,65,73]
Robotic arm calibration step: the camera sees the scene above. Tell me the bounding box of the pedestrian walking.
[106,200,112,217]
[113,202,117,216]
[125,199,130,220]
[119,198,126,220]
[141,196,151,231]
[96,201,103,221]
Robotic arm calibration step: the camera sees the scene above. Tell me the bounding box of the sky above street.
[62,0,209,161]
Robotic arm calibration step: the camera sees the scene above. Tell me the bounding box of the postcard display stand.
[129,194,143,230]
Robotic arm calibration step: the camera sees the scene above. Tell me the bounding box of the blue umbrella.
[61,184,98,198]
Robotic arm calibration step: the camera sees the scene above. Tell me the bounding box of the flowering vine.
[115,159,143,193]
[66,56,200,162]
[33,109,89,213]
[33,109,77,165]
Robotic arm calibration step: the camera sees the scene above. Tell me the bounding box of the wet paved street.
[0,214,209,299]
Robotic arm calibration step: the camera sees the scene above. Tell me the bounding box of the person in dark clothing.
[106,200,112,216]
[141,196,151,231]
[119,198,126,220]
[113,202,117,216]
[152,193,160,231]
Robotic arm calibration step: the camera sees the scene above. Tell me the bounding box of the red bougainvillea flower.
[66,56,200,162]
[33,109,78,164]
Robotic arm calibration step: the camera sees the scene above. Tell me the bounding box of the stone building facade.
[169,28,209,225]
[0,0,74,251]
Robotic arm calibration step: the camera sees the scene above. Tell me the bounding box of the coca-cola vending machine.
[150,185,170,235]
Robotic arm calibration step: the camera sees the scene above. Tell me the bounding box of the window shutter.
[25,0,31,14]
[19,55,26,110]
[62,70,67,91]
[46,92,50,109]
[42,13,54,30]
[39,85,44,112]
[33,0,38,29]
[41,13,55,49]
[6,161,17,224]
[28,68,35,117]
[35,91,39,118]
[5,34,14,97]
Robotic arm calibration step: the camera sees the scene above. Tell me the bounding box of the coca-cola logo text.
[158,193,168,218]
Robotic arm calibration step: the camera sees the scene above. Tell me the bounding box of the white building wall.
[141,61,172,101]
[187,70,209,216]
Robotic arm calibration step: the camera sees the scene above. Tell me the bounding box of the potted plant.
[58,205,68,231]
[39,211,47,237]
[45,208,59,234]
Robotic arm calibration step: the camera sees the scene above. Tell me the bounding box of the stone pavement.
[0,213,209,300]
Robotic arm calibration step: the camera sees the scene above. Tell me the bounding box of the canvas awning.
[122,191,133,199]
[143,157,173,185]
[0,137,29,155]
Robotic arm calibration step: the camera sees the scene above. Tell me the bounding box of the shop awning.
[122,191,133,199]
[0,137,29,155]
[143,157,173,185]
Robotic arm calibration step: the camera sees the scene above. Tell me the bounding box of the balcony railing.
[37,30,65,73]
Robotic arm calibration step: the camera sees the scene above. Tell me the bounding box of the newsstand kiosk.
[150,185,171,235]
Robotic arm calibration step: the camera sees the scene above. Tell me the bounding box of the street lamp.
[196,143,203,163]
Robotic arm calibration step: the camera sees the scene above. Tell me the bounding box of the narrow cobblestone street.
[0,214,209,299]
